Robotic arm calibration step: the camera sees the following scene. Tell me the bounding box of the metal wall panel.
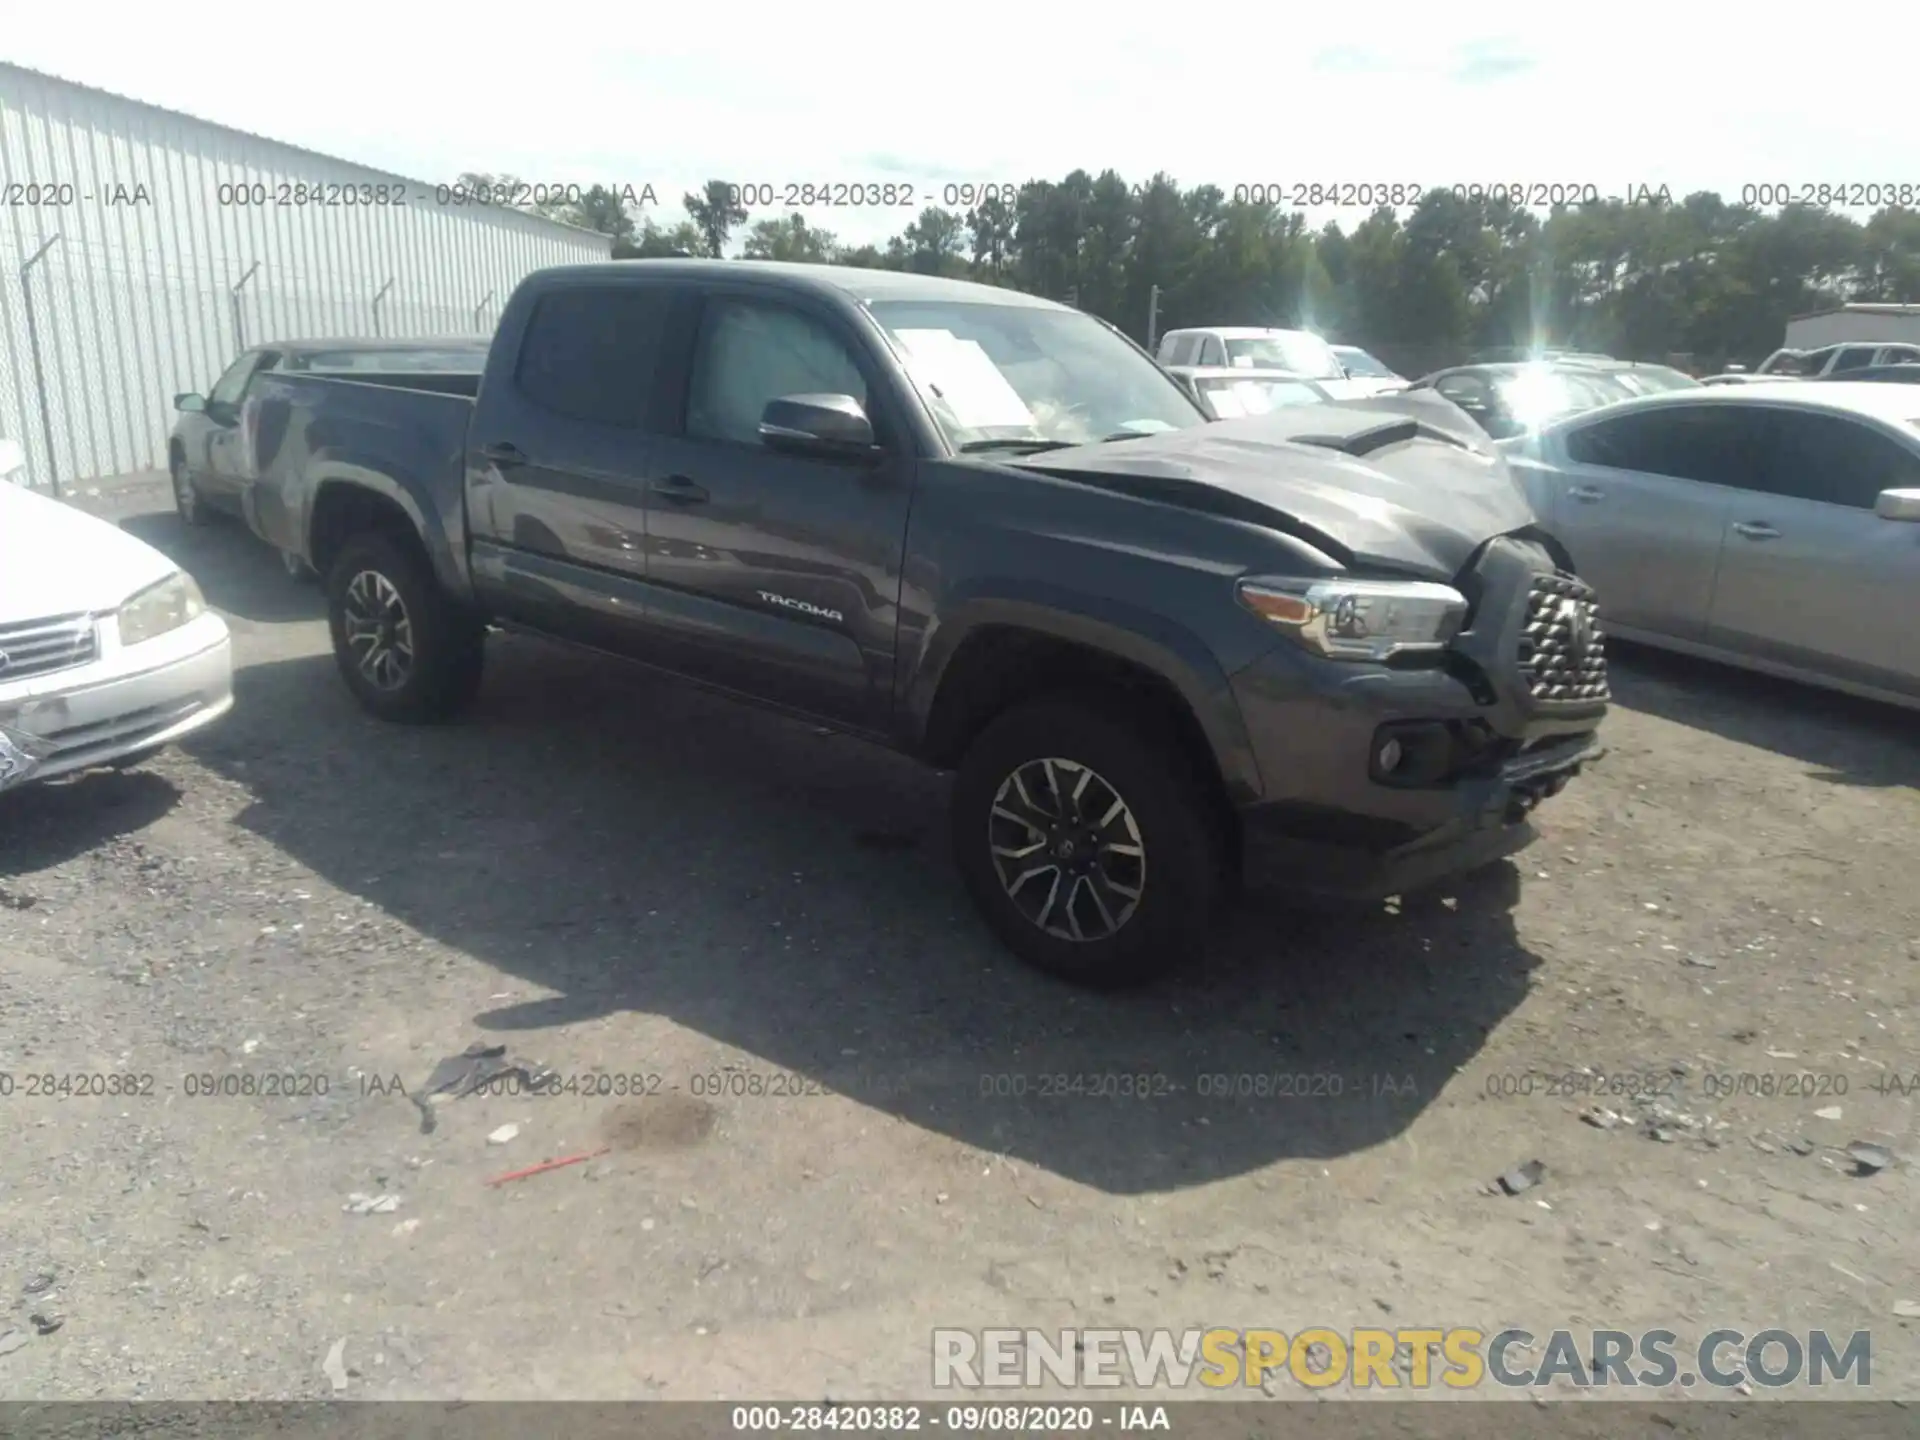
[0,62,612,490]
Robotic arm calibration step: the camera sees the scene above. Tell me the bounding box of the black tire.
[951,696,1223,988]
[170,453,206,527]
[325,532,485,723]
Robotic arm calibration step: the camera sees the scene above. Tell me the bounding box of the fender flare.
[905,583,1265,804]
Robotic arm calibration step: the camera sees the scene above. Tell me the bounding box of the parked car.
[1812,363,1920,385]
[1403,363,1636,440]
[1330,345,1406,393]
[1701,372,1783,386]
[1163,365,1331,418]
[1561,360,1701,396]
[0,472,233,789]
[1503,382,1920,710]
[240,259,1606,986]
[169,337,488,533]
[1472,347,1617,366]
[1154,327,1383,400]
[1756,342,1920,379]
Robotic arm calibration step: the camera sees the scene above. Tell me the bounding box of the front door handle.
[478,440,527,467]
[1733,521,1780,541]
[1568,485,1604,503]
[649,475,709,503]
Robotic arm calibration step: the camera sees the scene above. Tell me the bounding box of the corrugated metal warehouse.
[0,62,612,491]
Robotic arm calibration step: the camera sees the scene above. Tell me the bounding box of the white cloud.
[7,2,1918,248]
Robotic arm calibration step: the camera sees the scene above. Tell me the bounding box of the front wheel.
[951,698,1222,987]
[325,533,485,723]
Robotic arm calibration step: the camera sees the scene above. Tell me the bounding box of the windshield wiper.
[958,438,1076,454]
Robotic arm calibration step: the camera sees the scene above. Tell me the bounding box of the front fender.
[906,581,1266,805]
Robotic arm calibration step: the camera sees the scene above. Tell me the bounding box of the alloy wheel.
[987,756,1146,942]
[340,570,414,691]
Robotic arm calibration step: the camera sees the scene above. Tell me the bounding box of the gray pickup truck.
[239,260,1607,986]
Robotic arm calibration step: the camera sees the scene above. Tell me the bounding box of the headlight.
[1237,577,1468,662]
[117,572,206,646]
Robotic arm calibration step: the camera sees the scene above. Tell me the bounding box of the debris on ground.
[486,1147,610,1188]
[1633,1093,1709,1144]
[1894,1301,1920,1319]
[1787,1137,1817,1156]
[0,1330,28,1357]
[1814,1105,1843,1121]
[1846,1142,1893,1176]
[21,1272,55,1296]
[343,1192,404,1215]
[1580,1106,1624,1130]
[409,1042,552,1134]
[322,1338,350,1392]
[1496,1160,1546,1196]
[1680,955,1717,969]
[28,1313,62,1335]
[487,1124,520,1146]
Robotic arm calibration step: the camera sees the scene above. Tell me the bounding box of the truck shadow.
[181,633,1539,1195]
[119,512,325,626]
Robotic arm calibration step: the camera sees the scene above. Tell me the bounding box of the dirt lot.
[2,478,1916,1405]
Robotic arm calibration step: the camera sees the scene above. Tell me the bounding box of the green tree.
[684,181,749,258]
[742,214,841,263]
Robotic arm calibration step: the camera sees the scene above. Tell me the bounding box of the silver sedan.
[1503,383,1920,710]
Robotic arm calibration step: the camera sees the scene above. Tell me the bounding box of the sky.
[8,3,1918,251]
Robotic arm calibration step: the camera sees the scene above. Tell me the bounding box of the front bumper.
[0,612,233,784]
[1230,536,1606,900]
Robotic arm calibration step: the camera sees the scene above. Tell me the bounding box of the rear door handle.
[1568,485,1604,502]
[1733,521,1780,541]
[478,441,527,467]
[649,475,709,503]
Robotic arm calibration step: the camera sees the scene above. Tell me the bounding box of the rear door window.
[514,285,676,428]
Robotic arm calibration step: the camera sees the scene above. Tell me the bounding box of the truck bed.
[245,370,477,566]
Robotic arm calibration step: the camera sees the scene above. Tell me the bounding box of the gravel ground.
[2,479,1916,1405]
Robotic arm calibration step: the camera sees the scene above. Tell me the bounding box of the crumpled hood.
[0,481,178,619]
[1018,393,1537,579]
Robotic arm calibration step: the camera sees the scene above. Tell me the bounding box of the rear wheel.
[325,533,484,723]
[951,697,1222,987]
[171,454,205,526]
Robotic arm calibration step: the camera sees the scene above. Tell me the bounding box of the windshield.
[1332,347,1395,378]
[1223,332,1343,379]
[1493,368,1624,428]
[1756,349,1815,377]
[1196,376,1325,418]
[289,348,487,373]
[868,301,1205,449]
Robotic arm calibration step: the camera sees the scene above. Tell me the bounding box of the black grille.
[1516,573,1608,703]
[0,613,98,682]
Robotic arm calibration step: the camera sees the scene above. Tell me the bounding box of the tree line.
[458,171,1920,374]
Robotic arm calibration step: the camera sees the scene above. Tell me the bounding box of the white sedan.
[0,447,233,788]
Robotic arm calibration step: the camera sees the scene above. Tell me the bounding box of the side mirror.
[175,392,206,413]
[759,394,878,461]
[1875,487,1920,522]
